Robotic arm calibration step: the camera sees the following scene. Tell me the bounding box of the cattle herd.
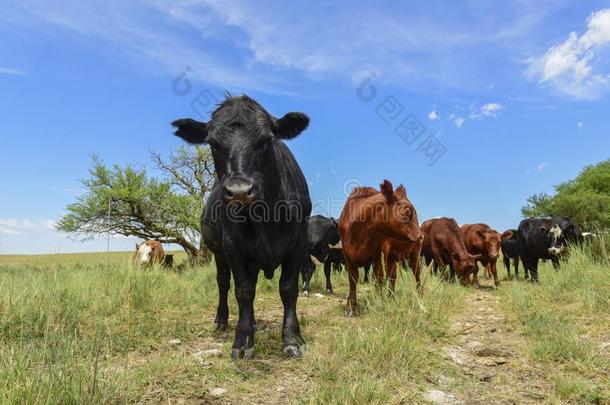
[130,94,587,360]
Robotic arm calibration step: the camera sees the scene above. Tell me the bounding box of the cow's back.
[338,188,382,266]
[421,218,463,262]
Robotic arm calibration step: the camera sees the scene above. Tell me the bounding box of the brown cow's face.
[452,253,478,284]
[481,231,503,259]
[381,181,422,243]
[481,230,513,259]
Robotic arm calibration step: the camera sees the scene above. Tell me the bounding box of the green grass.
[1,246,609,403]
[500,247,610,403]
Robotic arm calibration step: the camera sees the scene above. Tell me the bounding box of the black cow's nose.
[224,179,255,203]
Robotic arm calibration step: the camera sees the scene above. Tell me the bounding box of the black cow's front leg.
[503,256,512,279]
[301,258,314,297]
[522,257,539,282]
[214,255,231,331]
[280,257,306,357]
[551,258,560,271]
[230,265,257,360]
[323,260,334,294]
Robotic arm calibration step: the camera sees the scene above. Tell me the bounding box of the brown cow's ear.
[501,230,513,239]
[172,118,209,144]
[274,112,309,139]
[380,179,394,202]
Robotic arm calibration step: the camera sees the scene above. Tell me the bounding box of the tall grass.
[1,247,608,403]
[0,254,217,403]
[1,253,466,403]
[500,244,610,403]
[302,269,466,404]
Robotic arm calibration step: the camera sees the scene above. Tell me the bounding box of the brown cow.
[134,240,166,266]
[381,238,422,292]
[338,180,422,316]
[459,224,513,287]
[420,218,481,285]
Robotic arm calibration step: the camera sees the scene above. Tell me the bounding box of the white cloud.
[449,114,465,128]
[537,162,548,172]
[527,8,610,99]
[0,67,25,75]
[3,1,570,94]
[480,103,503,116]
[0,217,146,254]
[428,109,439,120]
[448,102,503,128]
[0,218,56,234]
[454,117,465,128]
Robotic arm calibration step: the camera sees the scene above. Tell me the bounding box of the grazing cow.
[420,218,481,285]
[301,215,342,296]
[517,217,580,282]
[339,180,422,316]
[500,230,521,279]
[134,241,165,266]
[460,224,513,287]
[172,95,311,359]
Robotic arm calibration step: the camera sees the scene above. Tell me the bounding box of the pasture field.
[0,247,608,404]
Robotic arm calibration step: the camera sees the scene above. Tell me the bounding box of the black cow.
[172,95,311,359]
[326,247,345,272]
[500,229,521,278]
[517,217,581,282]
[322,248,370,283]
[553,217,583,245]
[301,215,341,295]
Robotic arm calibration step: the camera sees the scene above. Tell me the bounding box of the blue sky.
[1,0,610,254]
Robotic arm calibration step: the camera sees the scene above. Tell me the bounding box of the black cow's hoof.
[283,345,302,358]
[473,283,481,289]
[231,347,255,360]
[344,309,357,318]
[302,290,309,297]
[214,322,228,331]
[326,289,334,295]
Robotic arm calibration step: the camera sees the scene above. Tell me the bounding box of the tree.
[56,146,216,263]
[522,159,610,230]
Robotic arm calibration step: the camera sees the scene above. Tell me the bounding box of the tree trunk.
[176,239,212,266]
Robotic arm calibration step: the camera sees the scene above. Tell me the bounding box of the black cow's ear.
[274,112,309,139]
[172,118,209,144]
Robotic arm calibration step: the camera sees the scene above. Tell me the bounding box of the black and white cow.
[172,95,311,359]
[500,229,521,279]
[301,215,342,295]
[517,217,581,282]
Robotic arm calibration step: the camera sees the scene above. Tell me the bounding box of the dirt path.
[426,279,553,404]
